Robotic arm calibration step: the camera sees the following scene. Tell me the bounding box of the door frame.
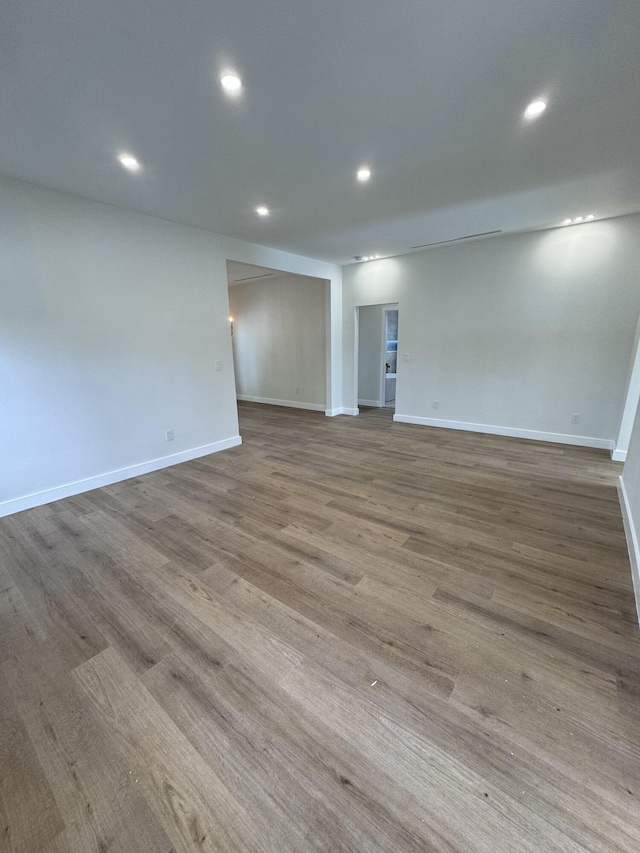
[380,306,398,408]
[354,302,400,411]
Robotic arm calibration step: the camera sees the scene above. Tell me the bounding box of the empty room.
[2,2,640,852]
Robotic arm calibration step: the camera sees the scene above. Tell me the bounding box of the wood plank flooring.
[1,401,639,852]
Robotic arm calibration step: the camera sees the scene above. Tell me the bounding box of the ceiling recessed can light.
[118,153,140,171]
[255,206,270,217]
[356,166,371,182]
[562,215,596,226]
[220,73,242,95]
[524,99,547,120]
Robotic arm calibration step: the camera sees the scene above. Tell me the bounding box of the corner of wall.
[0,436,242,519]
[616,476,640,626]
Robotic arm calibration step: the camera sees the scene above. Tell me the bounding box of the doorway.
[226,260,330,414]
[383,308,398,408]
[356,303,399,413]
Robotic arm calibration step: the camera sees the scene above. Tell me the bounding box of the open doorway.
[383,307,398,408]
[356,303,400,412]
[226,260,330,414]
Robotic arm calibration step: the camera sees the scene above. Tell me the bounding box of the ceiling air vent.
[410,229,502,250]
[232,273,277,283]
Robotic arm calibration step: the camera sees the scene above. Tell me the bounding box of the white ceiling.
[3,0,640,265]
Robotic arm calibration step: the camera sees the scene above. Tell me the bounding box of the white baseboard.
[358,399,382,407]
[0,436,242,519]
[612,448,627,462]
[392,413,614,451]
[237,395,325,412]
[326,407,359,417]
[617,476,640,625]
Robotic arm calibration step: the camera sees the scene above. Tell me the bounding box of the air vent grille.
[231,273,277,283]
[410,229,502,250]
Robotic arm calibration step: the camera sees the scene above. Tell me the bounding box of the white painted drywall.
[343,215,640,446]
[229,273,327,410]
[621,406,640,510]
[0,176,341,515]
[358,305,383,405]
[613,311,640,460]
[619,403,640,622]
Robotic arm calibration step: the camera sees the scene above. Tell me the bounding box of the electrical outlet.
[403,353,409,362]
[295,387,300,395]
[215,360,222,371]
[165,428,174,441]
[571,413,580,424]
[433,400,439,409]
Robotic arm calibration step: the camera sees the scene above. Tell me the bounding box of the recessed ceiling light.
[524,99,547,120]
[255,206,270,217]
[561,214,597,226]
[118,153,140,171]
[356,166,371,182]
[220,73,242,95]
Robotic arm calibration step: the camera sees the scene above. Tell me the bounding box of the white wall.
[343,215,640,448]
[618,403,640,623]
[358,305,383,406]
[229,273,327,410]
[0,176,341,515]
[612,311,640,461]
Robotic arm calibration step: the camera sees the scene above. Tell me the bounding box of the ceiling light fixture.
[255,206,270,216]
[356,166,371,182]
[118,153,141,171]
[356,254,381,261]
[561,215,596,226]
[524,99,547,120]
[220,73,242,95]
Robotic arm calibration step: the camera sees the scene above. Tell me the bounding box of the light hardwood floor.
[1,402,639,852]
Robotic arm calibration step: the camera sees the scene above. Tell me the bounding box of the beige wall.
[229,273,327,410]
